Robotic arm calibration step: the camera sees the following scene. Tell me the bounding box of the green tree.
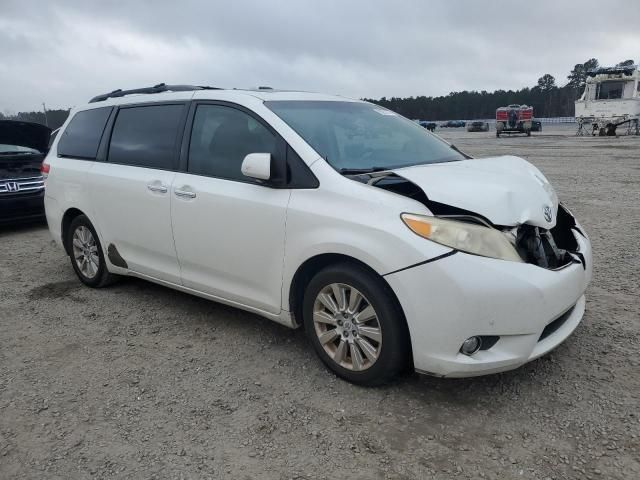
[617,59,635,67]
[567,58,599,90]
[537,74,557,91]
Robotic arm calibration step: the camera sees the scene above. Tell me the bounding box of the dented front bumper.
[386,230,592,377]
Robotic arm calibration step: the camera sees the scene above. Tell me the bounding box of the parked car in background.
[0,120,51,224]
[531,119,542,132]
[44,84,592,385]
[441,120,466,128]
[419,120,437,131]
[466,121,490,132]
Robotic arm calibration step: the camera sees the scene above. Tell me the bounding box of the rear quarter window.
[57,107,112,159]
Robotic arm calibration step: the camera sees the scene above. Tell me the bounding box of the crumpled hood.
[0,120,51,153]
[393,156,559,228]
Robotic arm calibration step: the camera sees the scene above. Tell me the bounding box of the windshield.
[265,101,464,171]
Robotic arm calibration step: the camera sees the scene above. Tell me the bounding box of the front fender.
[281,184,451,311]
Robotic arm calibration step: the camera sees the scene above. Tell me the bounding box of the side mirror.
[241,153,271,181]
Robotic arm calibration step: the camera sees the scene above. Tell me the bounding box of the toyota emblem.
[543,205,553,223]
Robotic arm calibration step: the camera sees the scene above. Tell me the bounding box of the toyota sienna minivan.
[43,84,592,385]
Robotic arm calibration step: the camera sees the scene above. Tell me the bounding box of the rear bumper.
[0,191,45,224]
[386,230,592,377]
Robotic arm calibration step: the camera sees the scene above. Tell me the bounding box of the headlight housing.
[401,213,523,262]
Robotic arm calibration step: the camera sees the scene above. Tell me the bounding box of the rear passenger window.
[188,105,277,181]
[108,104,184,169]
[57,107,112,159]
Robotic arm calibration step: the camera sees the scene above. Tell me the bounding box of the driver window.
[188,105,276,181]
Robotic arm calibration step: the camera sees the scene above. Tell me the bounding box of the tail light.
[41,162,50,180]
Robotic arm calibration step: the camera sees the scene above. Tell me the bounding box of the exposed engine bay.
[510,207,580,269]
[350,172,584,270]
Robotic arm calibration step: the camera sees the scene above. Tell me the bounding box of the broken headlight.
[401,213,523,263]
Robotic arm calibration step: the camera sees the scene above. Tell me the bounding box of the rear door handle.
[147,183,168,194]
[174,188,196,199]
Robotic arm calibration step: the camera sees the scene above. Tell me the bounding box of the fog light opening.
[460,336,482,356]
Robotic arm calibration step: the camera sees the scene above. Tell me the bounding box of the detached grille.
[538,305,575,342]
[0,176,44,195]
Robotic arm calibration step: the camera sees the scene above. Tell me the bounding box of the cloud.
[0,0,638,111]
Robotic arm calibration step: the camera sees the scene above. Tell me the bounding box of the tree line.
[1,58,635,127]
[365,58,635,121]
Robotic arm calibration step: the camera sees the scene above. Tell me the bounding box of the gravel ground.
[1,126,638,479]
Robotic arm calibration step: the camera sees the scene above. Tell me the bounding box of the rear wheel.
[302,263,410,386]
[67,215,117,288]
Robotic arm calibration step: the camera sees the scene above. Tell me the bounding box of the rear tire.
[302,263,410,386]
[67,215,117,288]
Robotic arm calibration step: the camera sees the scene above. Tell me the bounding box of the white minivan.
[44,84,592,385]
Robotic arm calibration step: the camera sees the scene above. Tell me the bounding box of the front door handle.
[147,183,168,194]
[174,188,196,199]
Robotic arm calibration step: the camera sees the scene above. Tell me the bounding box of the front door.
[171,103,290,314]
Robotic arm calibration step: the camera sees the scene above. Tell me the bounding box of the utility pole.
[42,103,49,127]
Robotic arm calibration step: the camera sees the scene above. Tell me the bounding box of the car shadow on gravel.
[111,275,303,338]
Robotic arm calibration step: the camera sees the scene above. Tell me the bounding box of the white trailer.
[575,65,640,136]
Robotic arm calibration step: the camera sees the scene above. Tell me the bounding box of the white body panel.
[170,172,290,314]
[44,87,592,378]
[88,164,180,283]
[387,231,591,375]
[393,156,558,228]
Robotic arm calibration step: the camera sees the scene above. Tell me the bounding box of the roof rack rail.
[89,83,222,103]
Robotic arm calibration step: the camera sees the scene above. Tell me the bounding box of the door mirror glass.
[241,153,271,180]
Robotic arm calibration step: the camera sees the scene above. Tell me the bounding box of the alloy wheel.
[72,226,99,279]
[312,283,382,371]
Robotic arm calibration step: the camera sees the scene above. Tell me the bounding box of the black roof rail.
[89,83,221,103]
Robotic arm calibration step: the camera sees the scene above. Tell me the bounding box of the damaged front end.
[507,205,584,269]
[354,171,585,270]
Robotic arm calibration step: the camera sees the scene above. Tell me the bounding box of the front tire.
[302,263,410,386]
[67,215,117,288]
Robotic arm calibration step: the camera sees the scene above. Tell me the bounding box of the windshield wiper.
[450,144,472,159]
[339,167,391,175]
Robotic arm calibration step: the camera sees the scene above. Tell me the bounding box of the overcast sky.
[1,0,638,112]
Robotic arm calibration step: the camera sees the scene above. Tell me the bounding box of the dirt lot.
[1,126,638,480]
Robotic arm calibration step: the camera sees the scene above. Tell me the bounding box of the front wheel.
[302,263,410,386]
[67,215,117,288]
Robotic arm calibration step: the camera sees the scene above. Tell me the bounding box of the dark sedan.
[440,120,466,128]
[0,121,51,224]
[531,119,542,132]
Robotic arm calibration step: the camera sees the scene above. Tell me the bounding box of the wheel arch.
[288,254,410,344]
[61,207,87,255]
